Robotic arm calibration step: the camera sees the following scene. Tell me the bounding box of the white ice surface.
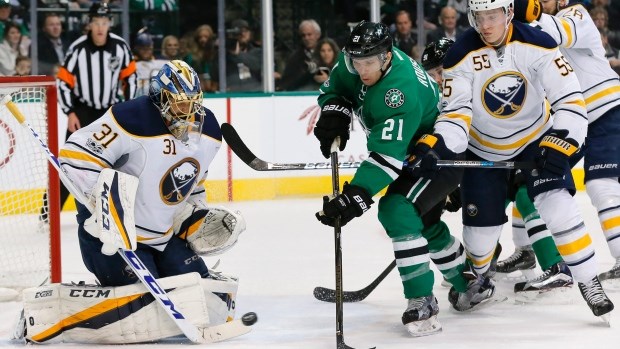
[1,192,620,349]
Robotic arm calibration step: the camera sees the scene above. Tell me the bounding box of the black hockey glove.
[316,183,374,227]
[314,98,353,158]
[444,187,462,213]
[405,134,456,180]
[513,0,542,23]
[536,130,579,178]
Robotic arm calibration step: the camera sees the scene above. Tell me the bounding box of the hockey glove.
[513,0,543,23]
[314,98,353,158]
[445,187,462,213]
[536,130,579,178]
[405,134,456,180]
[316,183,374,227]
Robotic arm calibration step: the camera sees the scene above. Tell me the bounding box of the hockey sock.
[379,195,434,298]
[424,221,467,292]
[515,186,562,270]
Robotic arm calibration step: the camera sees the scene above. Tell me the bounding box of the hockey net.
[0,76,61,300]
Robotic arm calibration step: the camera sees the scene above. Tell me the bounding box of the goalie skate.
[402,295,442,337]
[599,257,620,291]
[578,275,614,324]
[513,262,573,304]
[494,247,537,282]
[448,266,507,312]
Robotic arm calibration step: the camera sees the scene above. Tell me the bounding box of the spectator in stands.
[160,34,181,60]
[133,32,167,97]
[0,0,28,39]
[38,13,70,76]
[426,7,466,43]
[590,0,619,30]
[0,22,28,76]
[14,55,31,75]
[601,28,620,75]
[446,0,470,30]
[313,38,339,85]
[591,7,620,48]
[278,19,322,91]
[184,24,217,92]
[214,19,262,92]
[392,10,417,59]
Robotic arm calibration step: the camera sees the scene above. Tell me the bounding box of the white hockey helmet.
[468,0,514,44]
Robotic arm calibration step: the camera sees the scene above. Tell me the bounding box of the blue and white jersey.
[434,21,587,161]
[59,96,222,251]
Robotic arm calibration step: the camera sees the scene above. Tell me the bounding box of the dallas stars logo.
[384,88,404,108]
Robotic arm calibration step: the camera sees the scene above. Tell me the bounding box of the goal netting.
[0,76,61,300]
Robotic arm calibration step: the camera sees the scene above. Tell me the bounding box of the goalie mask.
[150,60,205,145]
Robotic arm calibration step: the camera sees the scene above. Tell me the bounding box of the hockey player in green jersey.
[313,21,498,337]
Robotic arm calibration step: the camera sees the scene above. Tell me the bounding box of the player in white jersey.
[58,60,244,287]
[408,0,614,318]
[513,0,620,286]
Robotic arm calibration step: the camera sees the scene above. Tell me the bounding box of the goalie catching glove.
[405,134,456,180]
[314,98,353,158]
[83,169,139,256]
[536,130,579,178]
[173,204,246,256]
[316,182,374,227]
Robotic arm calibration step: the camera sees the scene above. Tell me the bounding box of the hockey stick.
[314,260,396,303]
[1,96,252,344]
[327,138,375,349]
[221,122,537,171]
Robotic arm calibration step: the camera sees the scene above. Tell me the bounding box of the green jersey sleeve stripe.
[367,152,403,180]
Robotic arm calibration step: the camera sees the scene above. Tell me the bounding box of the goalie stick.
[221,122,537,171]
[1,96,252,344]
[314,260,396,303]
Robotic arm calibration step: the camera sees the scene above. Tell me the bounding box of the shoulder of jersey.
[509,21,557,49]
[442,28,485,69]
[67,34,88,51]
[110,96,170,137]
[201,107,222,142]
[109,32,130,46]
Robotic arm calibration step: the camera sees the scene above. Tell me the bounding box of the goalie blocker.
[16,272,240,344]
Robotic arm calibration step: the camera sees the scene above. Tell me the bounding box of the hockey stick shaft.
[221,123,536,171]
[314,260,396,303]
[2,97,246,344]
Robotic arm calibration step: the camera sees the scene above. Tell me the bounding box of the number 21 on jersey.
[382,119,403,140]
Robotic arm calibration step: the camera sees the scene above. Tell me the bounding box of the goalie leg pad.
[200,273,239,325]
[174,205,246,256]
[22,273,211,344]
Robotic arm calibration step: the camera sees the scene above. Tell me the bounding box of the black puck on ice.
[241,312,258,326]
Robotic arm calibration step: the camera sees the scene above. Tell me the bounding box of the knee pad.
[462,225,502,274]
[586,177,620,211]
[534,189,582,233]
[378,194,423,239]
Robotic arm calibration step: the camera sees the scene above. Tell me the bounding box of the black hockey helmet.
[89,2,111,21]
[344,21,393,58]
[421,38,455,71]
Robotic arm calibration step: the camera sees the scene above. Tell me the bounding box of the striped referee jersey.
[57,32,137,113]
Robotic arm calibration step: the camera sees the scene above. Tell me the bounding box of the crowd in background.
[0,0,619,91]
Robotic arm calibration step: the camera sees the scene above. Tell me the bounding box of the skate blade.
[405,315,442,337]
[600,278,620,292]
[493,269,537,282]
[514,286,574,305]
[597,313,612,327]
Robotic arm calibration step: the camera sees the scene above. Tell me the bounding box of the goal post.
[0,76,61,294]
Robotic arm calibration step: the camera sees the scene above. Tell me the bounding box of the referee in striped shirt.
[51,2,137,212]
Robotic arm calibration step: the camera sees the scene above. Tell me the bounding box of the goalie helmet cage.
[0,76,61,294]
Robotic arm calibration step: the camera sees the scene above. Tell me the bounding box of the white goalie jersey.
[59,96,222,251]
[434,22,588,160]
[534,3,620,124]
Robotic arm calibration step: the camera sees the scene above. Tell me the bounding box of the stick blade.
[313,286,366,303]
[221,123,268,170]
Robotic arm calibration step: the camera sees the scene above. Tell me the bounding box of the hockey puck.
[241,312,258,326]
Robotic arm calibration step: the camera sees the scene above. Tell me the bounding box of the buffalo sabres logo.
[385,88,404,108]
[466,203,478,217]
[160,159,200,205]
[482,72,527,118]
